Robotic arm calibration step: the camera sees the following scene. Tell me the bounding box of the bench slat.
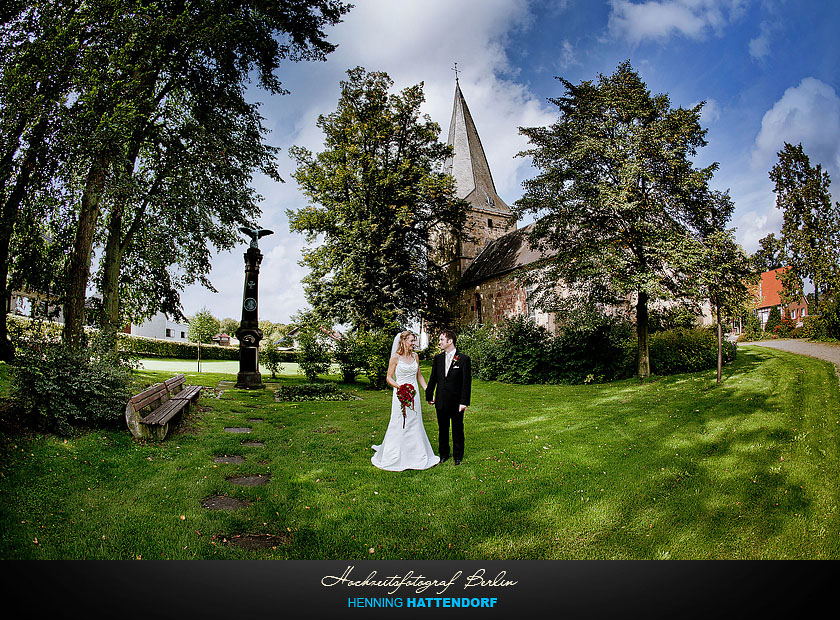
[131,383,167,405]
[165,374,186,390]
[141,399,188,426]
[170,385,202,401]
[132,385,169,411]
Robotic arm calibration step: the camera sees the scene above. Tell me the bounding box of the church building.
[438,78,558,332]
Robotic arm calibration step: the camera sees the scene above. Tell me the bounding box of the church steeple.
[444,80,511,215]
[442,75,516,277]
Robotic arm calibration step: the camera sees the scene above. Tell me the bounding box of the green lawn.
[1,346,838,559]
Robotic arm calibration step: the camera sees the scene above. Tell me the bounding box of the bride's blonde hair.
[396,330,415,357]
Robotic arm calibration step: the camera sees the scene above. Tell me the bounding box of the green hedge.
[115,333,238,359]
[115,333,301,362]
[648,328,736,375]
[275,383,356,401]
[458,317,735,384]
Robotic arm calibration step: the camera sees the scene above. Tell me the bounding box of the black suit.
[426,350,472,461]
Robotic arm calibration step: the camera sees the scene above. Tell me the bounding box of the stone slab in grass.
[213,455,245,464]
[224,427,252,433]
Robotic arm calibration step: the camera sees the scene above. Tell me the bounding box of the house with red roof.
[751,268,809,327]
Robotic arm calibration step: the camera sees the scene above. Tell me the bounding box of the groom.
[426,329,472,465]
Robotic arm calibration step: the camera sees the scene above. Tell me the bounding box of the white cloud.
[751,77,840,175]
[608,0,746,45]
[691,97,720,124]
[748,20,772,60]
[178,0,556,324]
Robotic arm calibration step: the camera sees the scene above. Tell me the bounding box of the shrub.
[763,306,782,335]
[648,328,735,375]
[818,295,840,339]
[333,331,367,383]
[773,314,796,338]
[296,328,332,381]
[548,315,636,383]
[456,323,504,381]
[260,339,283,379]
[355,328,395,390]
[491,316,553,384]
[11,332,133,436]
[275,383,355,401]
[801,314,826,340]
[742,313,763,341]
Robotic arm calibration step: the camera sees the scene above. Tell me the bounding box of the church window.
[488,218,493,228]
[475,293,483,325]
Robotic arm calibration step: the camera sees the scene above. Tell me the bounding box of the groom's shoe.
[454,459,462,465]
[439,456,449,463]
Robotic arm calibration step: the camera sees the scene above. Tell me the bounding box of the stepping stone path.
[213,455,245,464]
[226,473,271,486]
[202,380,286,549]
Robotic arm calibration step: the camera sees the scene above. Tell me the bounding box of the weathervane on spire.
[452,62,460,83]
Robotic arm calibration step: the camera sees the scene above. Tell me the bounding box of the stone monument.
[235,226,273,389]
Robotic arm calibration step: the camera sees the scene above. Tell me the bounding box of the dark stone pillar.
[235,247,265,389]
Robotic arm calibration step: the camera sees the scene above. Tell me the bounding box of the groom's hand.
[459,405,467,412]
[427,400,434,405]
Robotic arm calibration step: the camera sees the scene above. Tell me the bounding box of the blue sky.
[181,0,840,325]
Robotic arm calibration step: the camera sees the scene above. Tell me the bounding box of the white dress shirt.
[445,349,456,375]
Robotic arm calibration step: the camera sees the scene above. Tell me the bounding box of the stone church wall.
[455,275,557,333]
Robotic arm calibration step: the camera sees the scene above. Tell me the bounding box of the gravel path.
[741,339,840,369]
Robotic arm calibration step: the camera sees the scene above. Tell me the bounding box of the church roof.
[460,223,553,287]
[444,80,511,216]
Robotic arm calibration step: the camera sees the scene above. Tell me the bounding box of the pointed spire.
[444,78,510,215]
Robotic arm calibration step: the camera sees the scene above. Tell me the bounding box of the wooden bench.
[125,375,202,440]
[165,374,203,403]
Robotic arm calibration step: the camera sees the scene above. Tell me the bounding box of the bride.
[371,331,440,471]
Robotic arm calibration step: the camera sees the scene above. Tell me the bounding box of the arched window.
[475,292,482,325]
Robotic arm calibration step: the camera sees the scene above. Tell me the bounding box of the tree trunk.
[0,118,49,360]
[100,203,124,336]
[716,306,723,384]
[636,290,650,379]
[63,157,108,348]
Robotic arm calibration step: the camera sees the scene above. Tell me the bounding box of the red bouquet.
[396,383,416,428]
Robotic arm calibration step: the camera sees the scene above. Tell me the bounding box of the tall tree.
[769,142,840,307]
[64,0,351,346]
[187,308,220,345]
[0,0,82,359]
[1,0,351,352]
[751,232,784,272]
[288,67,468,331]
[691,194,757,383]
[514,61,720,379]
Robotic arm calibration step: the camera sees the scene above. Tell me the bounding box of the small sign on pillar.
[235,226,273,389]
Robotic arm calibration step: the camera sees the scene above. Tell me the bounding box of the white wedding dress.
[371,358,440,471]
